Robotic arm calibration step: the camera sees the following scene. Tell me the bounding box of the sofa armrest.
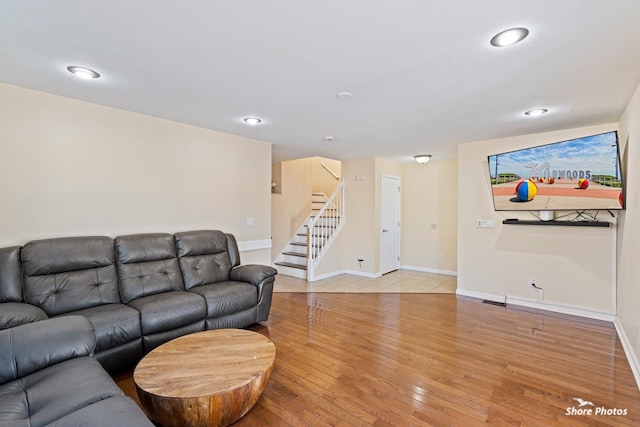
[0,302,49,330]
[230,264,277,286]
[0,315,96,385]
[230,264,277,298]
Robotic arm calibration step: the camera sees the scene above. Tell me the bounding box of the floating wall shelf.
[502,219,610,228]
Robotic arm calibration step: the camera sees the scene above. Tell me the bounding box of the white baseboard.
[238,238,271,252]
[614,318,640,390]
[455,289,506,303]
[506,297,616,322]
[402,265,457,276]
[309,269,347,282]
[344,269,382,279]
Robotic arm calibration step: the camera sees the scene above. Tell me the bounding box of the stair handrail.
[321,162,340,180]
[307,180,345,277]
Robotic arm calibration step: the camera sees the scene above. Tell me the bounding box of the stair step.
[282,251,307,258]
[297,233,330,239]
[275,261,307,271]
[291,241,322,248]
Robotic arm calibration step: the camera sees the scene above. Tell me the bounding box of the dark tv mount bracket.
[502,210,612,227]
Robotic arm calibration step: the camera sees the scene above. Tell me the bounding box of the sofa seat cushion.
[188,282,257,319]
[0,357,124,427]
[127,291,206,335]
[46,395,153,427]
[64,304,141,353]
[0,303,48,330]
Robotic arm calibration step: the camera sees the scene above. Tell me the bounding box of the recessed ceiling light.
[490,27,529,47]
[413,154,432,164]
[524,108,549,117]
[323,136,335,142]
[336,91,352,100]
[243,117,262,125]
[66,65,100,79]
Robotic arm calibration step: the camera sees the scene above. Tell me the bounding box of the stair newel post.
[306,218,313,274]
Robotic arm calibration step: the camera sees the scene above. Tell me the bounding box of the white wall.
[342,158,377,275]
[457,123,618,316]
[401,157,458,273]
[617,81,640,385]
[311,157,341,196]
[0,83,272,263]
[270,158,313,260]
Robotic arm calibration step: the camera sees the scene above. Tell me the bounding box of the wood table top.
[134,329,276,398]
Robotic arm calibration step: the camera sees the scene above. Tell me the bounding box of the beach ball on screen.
[547,177,554,184]
[578,178,589,189]
[538,177,544,183]
[516,179,537,202]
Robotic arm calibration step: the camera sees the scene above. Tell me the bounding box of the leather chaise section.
[0,303,48,330]
[45,395,152,427]
[0,317,151,426]
[0,316,95,385]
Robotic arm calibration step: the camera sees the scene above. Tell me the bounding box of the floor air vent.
[482,299,506,307]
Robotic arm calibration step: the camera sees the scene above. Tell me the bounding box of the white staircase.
[275,181,345,281]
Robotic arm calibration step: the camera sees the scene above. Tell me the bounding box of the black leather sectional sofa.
[0,229,277,426]
[0,316,154,426]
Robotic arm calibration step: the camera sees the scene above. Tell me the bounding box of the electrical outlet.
[476,219,483,228]
[530,277,537,287]
[357,257,364,262]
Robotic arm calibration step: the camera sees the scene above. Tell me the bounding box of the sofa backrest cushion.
[174,230,240,290]
[115,233,185,303]
[0,246,23,303]
[0,315,95,385]
[22,237,120,316]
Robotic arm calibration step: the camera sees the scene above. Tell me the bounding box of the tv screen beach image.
[488,132,624,211]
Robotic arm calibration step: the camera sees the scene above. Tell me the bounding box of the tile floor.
[273,269,457,293]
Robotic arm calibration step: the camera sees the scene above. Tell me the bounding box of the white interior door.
[381,175,401,274]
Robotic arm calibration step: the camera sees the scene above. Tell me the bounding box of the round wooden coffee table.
[134,329,276,427]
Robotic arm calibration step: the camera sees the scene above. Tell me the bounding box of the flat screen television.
[488,131,624,211]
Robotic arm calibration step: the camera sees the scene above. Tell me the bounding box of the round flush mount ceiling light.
[413,154,432,164]
[524,108,549,117]
[243,117,262,125]
[490,27,529,47]
[336,91,352,100]
[66,65,101,79]
[323,136,335,142]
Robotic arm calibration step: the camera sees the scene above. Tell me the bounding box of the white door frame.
[380,174,401,275]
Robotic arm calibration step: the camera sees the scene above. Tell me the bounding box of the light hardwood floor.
[116,290,640,426]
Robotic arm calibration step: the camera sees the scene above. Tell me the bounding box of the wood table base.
[134,329,276,427]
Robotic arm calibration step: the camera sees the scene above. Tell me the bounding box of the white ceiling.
[2,1,640,162]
